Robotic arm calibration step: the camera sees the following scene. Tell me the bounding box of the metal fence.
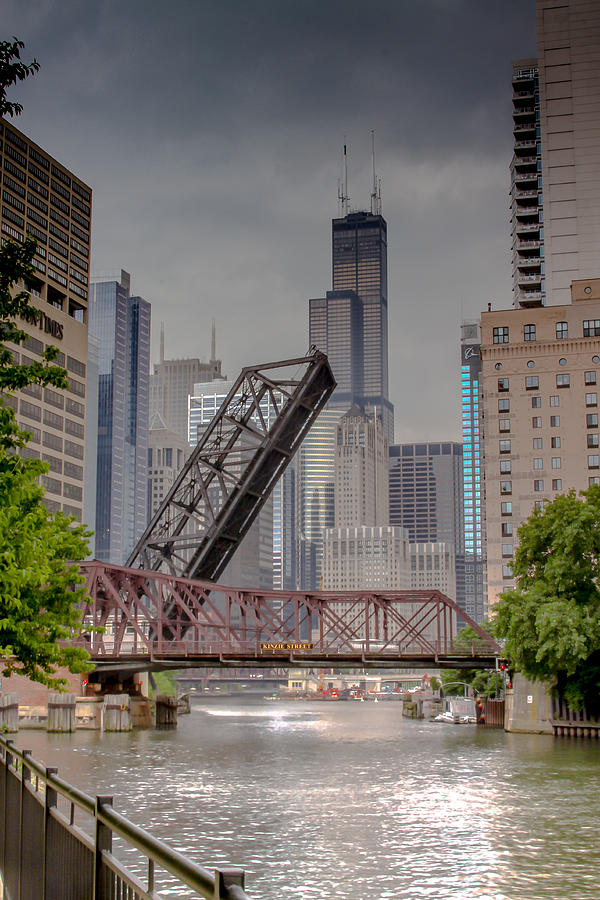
[0,735,250,900]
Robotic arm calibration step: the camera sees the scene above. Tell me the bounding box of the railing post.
[0,739,12,882]
[19,749,32,900]
[93,795,113,900]
[214,867,245,899]
[43,767,58,900]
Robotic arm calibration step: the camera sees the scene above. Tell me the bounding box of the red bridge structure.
[77,350,499,682]
[78,561,500,675]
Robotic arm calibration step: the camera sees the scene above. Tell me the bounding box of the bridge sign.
[260,642,314,652]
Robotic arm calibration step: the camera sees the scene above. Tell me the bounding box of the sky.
[4,0,537,442]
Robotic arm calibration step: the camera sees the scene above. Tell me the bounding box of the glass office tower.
[332,211,393,440]
[89,270,151,564]
[460,321,487,622]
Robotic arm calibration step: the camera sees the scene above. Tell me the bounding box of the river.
[19,695,600,900]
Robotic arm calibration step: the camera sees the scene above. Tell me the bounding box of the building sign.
[39,312,64,340]
[260,641,314,652]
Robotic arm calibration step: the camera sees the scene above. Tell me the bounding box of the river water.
[19,695,600,900]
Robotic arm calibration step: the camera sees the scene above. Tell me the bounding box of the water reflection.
[20,696,600,899]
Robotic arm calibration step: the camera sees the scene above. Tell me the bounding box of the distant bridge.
[78,562,501,676]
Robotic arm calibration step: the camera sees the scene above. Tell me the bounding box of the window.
[556,374,570,388]
[498,399,510,412]
[502,544,514,557]
[534,480,544,491]
[551,416,560,427]
[533,458,543,469]
[549,395,559,407]
[499,440,511,454]
[551,457,561,469]
[493,326,509,344]
[534,500,545,511]
[556,321,568,339]
[584,320,600,337]
[498,378,509,392]
[524,324,536,341]
[586,393,598,407]
[500,481,512,495]
[526,376,539,389]
[552,479,562,491]
[531,396,541,408]
[532,417,542,428]
[589,477,600,487]
[500,460,511,474]
[499,418,511,433]
[533,438,543,449]
[585,371,597,385]
[502,564,513,579]
[502,523,513,536]
[588,434,599,448]
[588,414,599,428]
[589,456,600,469]
[501,502,512,515]
[551,437,561,449]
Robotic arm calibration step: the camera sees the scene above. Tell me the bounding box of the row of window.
[498,373,594,391]
[493,320,599,343]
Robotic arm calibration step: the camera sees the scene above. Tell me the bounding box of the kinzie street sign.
[260,641,314,652]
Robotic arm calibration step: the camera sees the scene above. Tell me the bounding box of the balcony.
[513,154,538,168]
[513,189,539,201]
[518,272,543,286]
[514,139,537,151]
[513,89,535,99]
[517,239,542,249]
[513,106,536,118]
[514,172,537,187]
[519,291,544,308]
[517,257,542,271]
[516,221,540,233]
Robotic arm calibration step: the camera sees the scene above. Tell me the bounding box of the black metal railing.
[0,735,250,899]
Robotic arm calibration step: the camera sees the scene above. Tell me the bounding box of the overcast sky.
[4,0,536,441]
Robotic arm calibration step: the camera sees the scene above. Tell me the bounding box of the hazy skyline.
[4,0,536,441]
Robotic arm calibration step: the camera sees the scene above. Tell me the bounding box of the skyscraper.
[330,210,394,440]
[89,270,151,564]
[334,408,388,528]
[0,119,92,524]
[149,322,226,442]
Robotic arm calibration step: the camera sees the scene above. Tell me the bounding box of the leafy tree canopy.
[0,38,92,687]
[495,487,600,712]
[441,619,503,698]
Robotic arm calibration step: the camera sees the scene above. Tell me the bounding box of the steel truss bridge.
[78,561,500,674]
[77,350,499,679]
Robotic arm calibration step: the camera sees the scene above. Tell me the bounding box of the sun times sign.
[39,312,64,340]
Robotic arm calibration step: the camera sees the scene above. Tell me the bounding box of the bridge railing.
[0,735,250,900]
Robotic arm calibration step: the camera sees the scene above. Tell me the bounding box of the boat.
[434,698,477,725]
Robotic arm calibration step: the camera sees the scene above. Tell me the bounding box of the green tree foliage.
[0,38,92,687]
[441,619,503,698]
[495,487,600,713]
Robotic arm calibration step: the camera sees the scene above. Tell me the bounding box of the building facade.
[481,278,600,604]
[334,408,388,528]
[389,440,471,619]
[147,410,191,519]
[89,270,151,564]
[0,119,92,524]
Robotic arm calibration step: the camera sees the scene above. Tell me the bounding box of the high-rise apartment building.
[89,270,151,564]
[0,119,92,524]
[511,1,600,309]
[147,410,191,518]
[149,322,226,442]
[481,278,600,603]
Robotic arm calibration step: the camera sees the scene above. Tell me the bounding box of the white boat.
[434,698,477,725]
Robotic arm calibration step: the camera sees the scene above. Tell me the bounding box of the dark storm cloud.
[4,0,536,440]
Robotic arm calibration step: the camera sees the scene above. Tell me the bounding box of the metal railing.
[0,735,250,899]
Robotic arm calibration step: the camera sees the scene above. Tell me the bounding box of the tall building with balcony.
[511,2,600,309]
[89,270,151,564]
[510,60,545,308]
[0,119,92,524]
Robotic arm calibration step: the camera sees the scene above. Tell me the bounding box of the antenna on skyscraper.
[338,139,350,216]
[370,130,382,215]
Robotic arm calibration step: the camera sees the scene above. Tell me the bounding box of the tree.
[440,619,504,698]
[0,38,92,687]
[495,487,600,714]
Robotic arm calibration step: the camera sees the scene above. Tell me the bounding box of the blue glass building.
[89,270,151,564]
[460,321,487,622]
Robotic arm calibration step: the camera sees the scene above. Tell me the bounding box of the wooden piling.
[47,693,76,732]
[155,695,178,727]
[103,694,132,732]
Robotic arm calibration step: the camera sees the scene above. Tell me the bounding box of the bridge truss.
[127,350,335,584]
[78,562,501,672]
